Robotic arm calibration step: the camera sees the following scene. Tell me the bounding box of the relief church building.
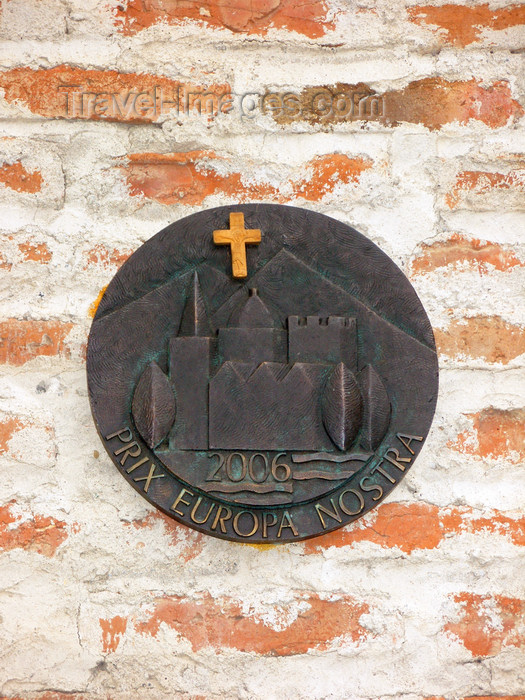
[168,273,358,452]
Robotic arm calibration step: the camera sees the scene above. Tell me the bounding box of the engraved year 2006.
[206,452,291,483]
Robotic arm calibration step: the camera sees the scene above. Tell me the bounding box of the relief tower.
[166,279,366,452]
[169,272,213,450]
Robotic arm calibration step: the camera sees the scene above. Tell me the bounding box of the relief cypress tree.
[358,364,391,451]
[322,362,363,451]
[132,361,176,448]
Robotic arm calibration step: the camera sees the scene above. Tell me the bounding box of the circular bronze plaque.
[87,204,438,543]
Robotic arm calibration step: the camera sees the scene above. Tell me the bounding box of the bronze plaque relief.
[87,204,438,543]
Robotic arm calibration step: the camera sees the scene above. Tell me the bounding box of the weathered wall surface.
[0,1,524,698]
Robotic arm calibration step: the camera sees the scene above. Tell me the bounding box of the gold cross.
[213,212,261,279]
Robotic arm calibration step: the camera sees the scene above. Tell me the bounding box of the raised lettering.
[383,448,411,472]
[248,453,269,483]
[396,433,423,455]
[371,462,396,484]
[190,496,215,524]
[277,511,298,538]
[226,453,247,482]
[233,511,259,537]
[211,505,232,533]
[262,512,277,538]
[133,463,165,493]
[206,453,224,481]
[171,487,194,515]
[126,456,149,473]
[114,441,141,465]
[105,427,132,442]
[205,452,292,485]
[339,488,365,516]
[359,476,383,501]
[315,499,342,529]
[271,453,291,481]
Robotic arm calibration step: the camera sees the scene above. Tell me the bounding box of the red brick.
[0,65,230,124]
[0,236,52,268]
[274,79,523,130]
[122,151,372,205]
[0,412,55,465]
[0,415,27,455]
[114,0,333,38]
[304,502,525,554]
[85,245,131,270]
[408,4,525,47]
[450,407,525,463]
[290,154,372,200]
[135,591,369,653]
[410,233,523,275]
[465,512,525,547]
[445,592,525,656]
[446,169,525,208]
[0,501,69,557]
[100,615,128,653]
[384,79,523,130]
[0,319,73,366]
[18,240,52,263]
[304,502,461,554]
[0,160,43,193]
[435,316,525,364]
[123,150,278,205]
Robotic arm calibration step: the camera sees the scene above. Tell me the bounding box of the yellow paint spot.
[89,285,108,318]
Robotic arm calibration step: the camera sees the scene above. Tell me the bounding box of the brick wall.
[0,1,524,698]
